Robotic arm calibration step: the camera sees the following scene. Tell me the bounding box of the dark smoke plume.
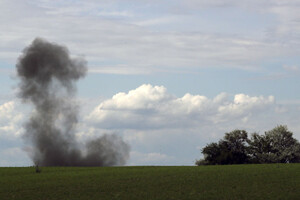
[16,38,129,166]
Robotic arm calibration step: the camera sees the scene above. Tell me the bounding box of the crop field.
[0,164,299,200]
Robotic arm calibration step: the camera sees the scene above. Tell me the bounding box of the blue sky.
[1,0,300,166]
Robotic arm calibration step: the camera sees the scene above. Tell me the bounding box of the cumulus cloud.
[0,101,24,138]
[87,84,275,129]
[0,100,30,166]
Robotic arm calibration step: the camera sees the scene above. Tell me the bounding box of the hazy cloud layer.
[1,0,300,74]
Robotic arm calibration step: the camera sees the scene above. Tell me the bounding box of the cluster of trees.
[196,125,300,165]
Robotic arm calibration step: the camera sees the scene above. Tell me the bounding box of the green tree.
[249,125,300,163]
[197,130,250,165]
[196,125,300,165]
[222,130,250,164]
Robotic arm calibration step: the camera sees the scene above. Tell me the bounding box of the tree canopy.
[196,125,300,165]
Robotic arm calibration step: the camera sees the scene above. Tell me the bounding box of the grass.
[0,164,300,200]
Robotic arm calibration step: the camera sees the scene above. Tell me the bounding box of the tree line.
[196,125,300,165]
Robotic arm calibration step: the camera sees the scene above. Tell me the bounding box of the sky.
[1,0,300,166]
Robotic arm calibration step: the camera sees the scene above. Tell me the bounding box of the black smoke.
[16,38,130,166]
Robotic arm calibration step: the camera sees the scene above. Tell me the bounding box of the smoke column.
[16,38,130,166]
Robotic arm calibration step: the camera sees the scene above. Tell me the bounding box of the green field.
[0,164,299,200]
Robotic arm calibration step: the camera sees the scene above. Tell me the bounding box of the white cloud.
[87,84,275,129]
[216,94,275,120]
[0,101,24,138]
[0,100,29,166]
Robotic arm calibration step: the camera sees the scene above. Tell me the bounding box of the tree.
[200,142,221,165]
[249,125,300,163]
[222,130,250,164]
[247,132,270,163]
[196,125,300,165]
[197,130,250,165]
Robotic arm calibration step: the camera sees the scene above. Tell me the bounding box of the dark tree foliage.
[197,130,250,165]
[196,125,300,165]
[249,125,300,164]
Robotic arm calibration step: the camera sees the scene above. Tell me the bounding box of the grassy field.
[0,164,299,200]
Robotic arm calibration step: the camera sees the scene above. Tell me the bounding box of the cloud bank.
[87,84,275,130]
